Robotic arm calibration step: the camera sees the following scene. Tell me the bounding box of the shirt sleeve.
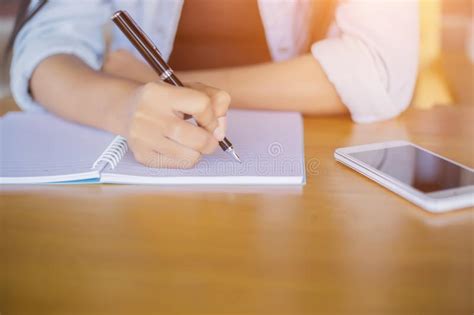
[10,0,110,112]
[311,0,419,123]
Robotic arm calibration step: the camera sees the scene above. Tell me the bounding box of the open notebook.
[0,110,305,185]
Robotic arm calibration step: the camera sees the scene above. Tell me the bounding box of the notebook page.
[0,112,116,183]
[101,110,305,185]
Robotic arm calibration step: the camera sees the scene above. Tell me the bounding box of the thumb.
[213,116,227,141]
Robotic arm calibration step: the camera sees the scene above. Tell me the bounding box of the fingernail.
[213,116,227,141]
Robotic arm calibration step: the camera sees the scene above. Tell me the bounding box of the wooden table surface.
[1,101,473,315]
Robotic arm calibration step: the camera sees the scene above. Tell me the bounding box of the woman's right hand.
[120,81,230,169]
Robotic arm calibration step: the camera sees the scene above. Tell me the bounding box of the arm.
[103,51,346,115]
[11,0,229,168]
[30,54,137,137]
[179,55,347,115]
[185,0,419,122]
[104,0,419,123]
[31,55,230,168]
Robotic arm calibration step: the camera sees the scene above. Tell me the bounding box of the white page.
[101,110,305,185]
[0,112,116,184]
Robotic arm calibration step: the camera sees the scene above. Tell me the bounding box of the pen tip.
[231,151,242,163]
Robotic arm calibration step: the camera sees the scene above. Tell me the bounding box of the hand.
[122,81,230,168]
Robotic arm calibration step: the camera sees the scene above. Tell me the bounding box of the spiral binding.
[92,136,128,170]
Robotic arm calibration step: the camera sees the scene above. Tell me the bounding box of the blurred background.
[0,0,473,110]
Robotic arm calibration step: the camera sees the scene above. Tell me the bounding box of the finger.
[144,134,201,164]
[184,83,230,140]
[171,89,218,132]
[132,145,198,169]
[131,140,201,169]
[186,82,231,117]
[165,118,218,154]
[132,115,217,154]
[129,121,201,166]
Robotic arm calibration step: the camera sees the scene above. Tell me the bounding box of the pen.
[111,10,241,163]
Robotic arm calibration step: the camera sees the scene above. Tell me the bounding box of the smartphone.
[334,141,474,213]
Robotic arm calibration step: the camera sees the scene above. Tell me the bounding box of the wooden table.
[1,102,473,315]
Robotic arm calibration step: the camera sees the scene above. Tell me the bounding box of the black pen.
[111,10,241,163]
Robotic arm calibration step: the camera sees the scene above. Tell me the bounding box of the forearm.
[30,54,139,136]
[103,51,346,115]
[179,55,346,115]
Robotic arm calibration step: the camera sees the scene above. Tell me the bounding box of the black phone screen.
[348,145,474,193]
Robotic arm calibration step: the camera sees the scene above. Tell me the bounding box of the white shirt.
[11,0,419,123]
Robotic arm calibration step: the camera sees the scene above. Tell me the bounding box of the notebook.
[0,110,305,185]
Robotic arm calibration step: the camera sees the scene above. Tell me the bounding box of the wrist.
[102,79,141,137]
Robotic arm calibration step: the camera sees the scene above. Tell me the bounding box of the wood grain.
[0,101,473,315]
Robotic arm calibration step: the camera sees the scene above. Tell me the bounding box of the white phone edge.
[334,140,474,213]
